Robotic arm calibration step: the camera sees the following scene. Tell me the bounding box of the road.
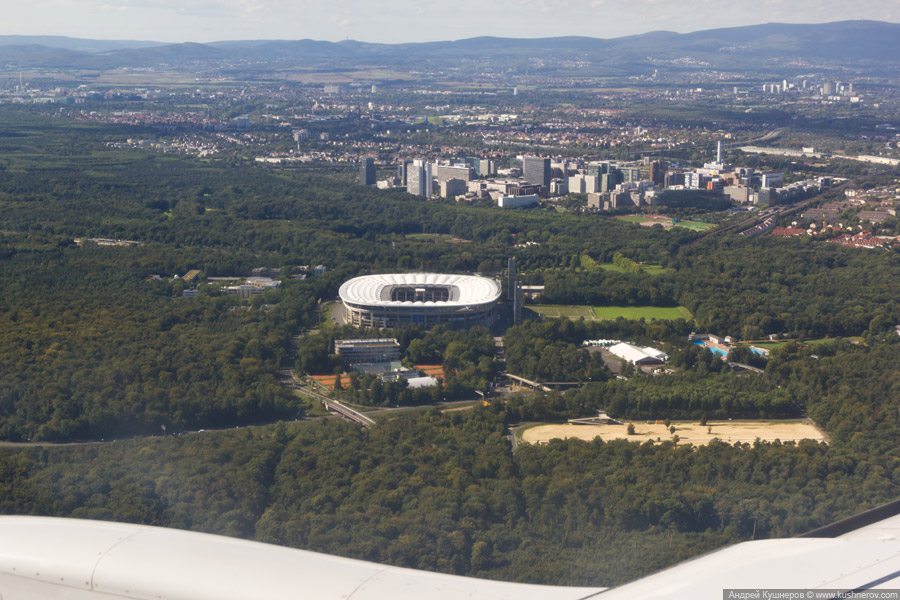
[728,362,766,374]
[639,129,784,160]
[702,182,849,241]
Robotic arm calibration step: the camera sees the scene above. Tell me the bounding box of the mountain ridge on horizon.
[2,20,899,74]
[1,19,896,49]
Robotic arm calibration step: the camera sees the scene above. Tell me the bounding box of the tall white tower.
[716,141,722,165]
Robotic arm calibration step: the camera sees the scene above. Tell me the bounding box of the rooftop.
[339,273,501,308]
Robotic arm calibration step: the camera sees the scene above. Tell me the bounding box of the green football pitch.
[527,305,693,321]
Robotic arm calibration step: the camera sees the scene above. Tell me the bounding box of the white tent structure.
[608,342,669,365]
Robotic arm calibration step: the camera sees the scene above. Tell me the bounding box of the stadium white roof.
[339,273,502,308]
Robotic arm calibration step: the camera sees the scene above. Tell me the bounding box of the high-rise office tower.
[398,159,413,187]
[407,162,424,197]
[522,156,551,190]
[649,161,667,186]
[359,157,375,186]
[622,167,642,184]
[477,159,494,177]
[406,160,433,198]
[513,283,523,325]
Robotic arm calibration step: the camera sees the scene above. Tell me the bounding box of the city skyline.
[2,0,898,45]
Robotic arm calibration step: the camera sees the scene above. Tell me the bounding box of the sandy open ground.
[521,420,827,446]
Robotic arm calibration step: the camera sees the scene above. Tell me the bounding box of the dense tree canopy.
[1,107,900,591]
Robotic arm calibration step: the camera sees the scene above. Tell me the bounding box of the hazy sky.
[3,0,899,44]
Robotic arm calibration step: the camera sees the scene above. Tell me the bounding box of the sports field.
[593,306,692,320]
[522,420,827,446]
[528,305,692,321]
[528,305,597,319]
[611,215,715,231]
[677,220,716,231]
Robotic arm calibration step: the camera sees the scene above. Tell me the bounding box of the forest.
[2,336,900,587]
[1,107,900,588]
[1,108,899,442]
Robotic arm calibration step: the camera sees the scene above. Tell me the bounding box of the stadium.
[338,273,502,329]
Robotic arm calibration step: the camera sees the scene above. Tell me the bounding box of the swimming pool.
[694,341,728,357]
[694,340,765,358]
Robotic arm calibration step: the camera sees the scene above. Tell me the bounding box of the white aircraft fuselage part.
[4,513,900,600]
[0,516,605,600]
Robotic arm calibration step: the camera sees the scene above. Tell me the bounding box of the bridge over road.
[285,370,376,428]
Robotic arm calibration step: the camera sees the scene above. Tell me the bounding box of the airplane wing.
[2,506,900,600]
[595,511,900,599]
[0,516,605,600]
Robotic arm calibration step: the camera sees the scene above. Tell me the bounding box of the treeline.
[534,235,900,340]
[654,190,732,211]
[766,337,900,450]
[0,346,897,588]
[539,269,678,306]
[504,319,610,383]
[0,245,318,441]
[675,237,900,339]
[504,371,796,424]
[0,109,688,276]
[501,319,796,422]
[0,289,898,587]
[504,318,694,384]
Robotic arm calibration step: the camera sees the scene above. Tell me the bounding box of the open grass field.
[593,305,692,320]
[676,220,716,231]
[528,305,692,321]
[405,233,470,243]
[598,262,672,275]
[91,72,218,86]
[279,70,413,84]
[527,305,597,319]
[640,265,671,275]
[611,214,715,232]
[749,337,864,351]
[598,263,628,273]
[615,215,657,224]
[522,420,827,446]
[406,233,453,241]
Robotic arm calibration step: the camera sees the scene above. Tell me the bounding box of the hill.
[1,21,899,74]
